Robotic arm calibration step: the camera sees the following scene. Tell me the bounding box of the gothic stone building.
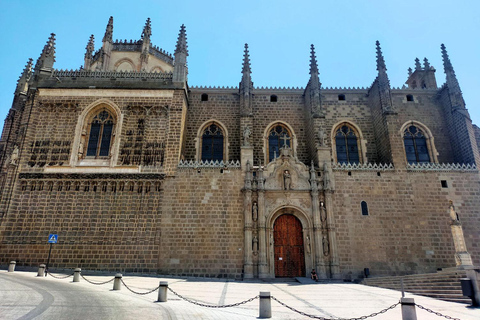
[1,18,479,279]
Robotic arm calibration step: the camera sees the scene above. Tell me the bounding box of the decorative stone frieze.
[406,162,477,172]
[178,159,241,168]
[332,162,394,171]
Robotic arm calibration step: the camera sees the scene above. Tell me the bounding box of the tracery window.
[201,123,224,161]
[86,110,115,158]
[268,125,291,161]
[335,125,359,164]
[403,125,430,163]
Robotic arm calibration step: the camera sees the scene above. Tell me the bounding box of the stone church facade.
[1,17,479,279]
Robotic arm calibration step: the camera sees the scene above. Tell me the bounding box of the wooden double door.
[274,214,305,277]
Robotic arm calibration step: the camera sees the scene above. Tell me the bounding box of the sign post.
[46,234,58,277]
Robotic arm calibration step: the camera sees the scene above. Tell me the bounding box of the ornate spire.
[307,44,322,117]
[441,44,464,109]
[309,44,319,75]
[16,58,33,93]
[175,24,188,56]
[408,67,413,77]
[423,57,430,70]
[85,34,95,58]
[415,58,422,71]
[242,43,251,74]
[375,40,387,72]
[375,41,394,113]
[173,24,188,83]
[141,18,152,41]
[240,43,253,116]
[34,33,56,73]
[103,16,113,43]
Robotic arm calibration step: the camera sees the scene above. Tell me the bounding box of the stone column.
[325,190,340,278]
[312,190,327,279]
[258,189,268,278]
[243,160,254,279]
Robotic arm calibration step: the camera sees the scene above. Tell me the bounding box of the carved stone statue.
[243,126,251,146]
[320,202,327,222]
[449,201,460,223]
[323,162,331,191]
[318,129,325,147]
[322,235,330,256]
[10,145,19,165]
[252,202,258,222]
[283,170,291,190]
[306,235,311,255]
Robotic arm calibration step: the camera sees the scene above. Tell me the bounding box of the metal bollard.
[8,261,16,272]
[401,297,417,320]
[157,281,168,302]
[73,268,81,282]
[37,264,46,277]
[259,291,272,318]
[113,273,122,290]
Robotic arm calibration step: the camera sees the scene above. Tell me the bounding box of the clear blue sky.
[1,0,479,133]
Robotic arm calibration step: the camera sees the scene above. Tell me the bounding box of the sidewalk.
[1,270,479,319]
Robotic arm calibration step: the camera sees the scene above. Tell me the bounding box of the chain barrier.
[80,274,115,285]
[167,287,259,308]
[415,304,462,320]
[271,296,400,320]
[120,279,160,295]
[47,272,74,279]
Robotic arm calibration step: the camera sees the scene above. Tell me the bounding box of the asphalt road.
[0,272,174,320]
[1,270,479,320]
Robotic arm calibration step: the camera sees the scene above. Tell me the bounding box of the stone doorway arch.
[267,207,313,278]
[273,214,305,277]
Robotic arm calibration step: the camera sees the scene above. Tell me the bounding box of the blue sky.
[1,0,479,133]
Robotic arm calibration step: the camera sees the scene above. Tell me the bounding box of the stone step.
[362,270,471,305]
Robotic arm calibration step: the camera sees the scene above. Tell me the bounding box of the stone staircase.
[362,269,471,304]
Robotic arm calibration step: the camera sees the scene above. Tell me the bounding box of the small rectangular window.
[441,180,448,188]
[361,201,369,216]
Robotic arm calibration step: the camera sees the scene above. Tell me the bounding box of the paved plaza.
[0,270,479,319]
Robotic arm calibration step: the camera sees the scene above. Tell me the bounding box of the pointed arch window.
[201,123,224,161]
[403,125,430,163]
[86,110,115,158]
[335,125,359,164]
[268,125,291,162]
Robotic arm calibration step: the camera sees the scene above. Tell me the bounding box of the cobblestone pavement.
[1,270,479,319]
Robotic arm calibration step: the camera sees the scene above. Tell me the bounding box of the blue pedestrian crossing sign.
[48,234,58,243]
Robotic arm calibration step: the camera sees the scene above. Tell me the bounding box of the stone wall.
[0,175,163,272]
[333,169,480,278]
[159,168,244,278]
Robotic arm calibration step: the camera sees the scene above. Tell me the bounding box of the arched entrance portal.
[274,214,305,277]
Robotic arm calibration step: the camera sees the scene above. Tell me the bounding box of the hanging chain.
[271,296,400,320]
[47,272,74,279]
[415,304,462,320]
[167,287,258,308]
[80,274,115,285]
[120,279,159,295]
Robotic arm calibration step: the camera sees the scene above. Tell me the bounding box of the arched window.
[268,124,291,161]
[201,123,224,161]
[403,125,430,163]
[335,124,359,164]
[86,110,115,158]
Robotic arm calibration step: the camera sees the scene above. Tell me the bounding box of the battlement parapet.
[178,159,241,169]
[51,70,173,81]
[406,162,478,172]
[333,162,394,171]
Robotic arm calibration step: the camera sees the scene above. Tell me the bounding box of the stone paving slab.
[1,270,479,319]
